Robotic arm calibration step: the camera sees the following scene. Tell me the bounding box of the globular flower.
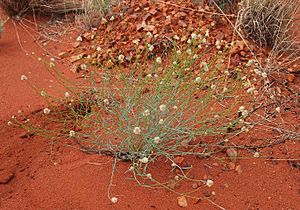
[159,104,166,112]
[80,64,87,70]
[147,44,154,52]
[43,108,51,114]
[76,36,83,42]
[64,92,70,98]
[103,99,109,105]
[173,35,179,40]
[132,39,140,45]
[146,31,153,38]
[21,75,28,81]
[111,197,118,203]
[69,130,75,137]
[195,77,201,83]
[158,119,164,125]
[143,109,150,116]
[146,173,152,179]
[206,179,214,187]
[133,127,141,135]
[187,49,192,55]
[205,29,210,37]
[153,136,160,144]
[118,54,125,62]
[156,57,162,64]
[139,157,148,163]
[40,90,47,97]
[191,33,197,39]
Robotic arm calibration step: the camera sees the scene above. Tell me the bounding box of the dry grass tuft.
[0,0,84,16]
[237,0,300,72]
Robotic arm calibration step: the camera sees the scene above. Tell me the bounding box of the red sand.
[1,11,300,210]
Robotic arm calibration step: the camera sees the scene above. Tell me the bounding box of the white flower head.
[153,136,160,144]
[173,35,179,40]
[110,16,115,21]
[146,31,153,38]
[96,46,102,52]
[187,39,192,44]
[132,39,140,45]
[103,99,109,105]
[118,54,125,62]
[43,108,51,114]
[147,44,154,52]
[64,92,70,98]
[158,119,164,125]
[76,36,83,42]
[7,121,12,126]
[40,90,47,97]
[146,173,152,179]
[275,107,280,113]
[205,29,210,37]
[187,49,192,55]
[69,130,75,137]
[206,179,214,187]
[253,152,260,158]
[21,75,28,81]
[143,109,150,116]
[139,157,148,163]
[133,127,141,135]
[50,62,55,68]
[111,197,118,203]
[159,104,166,112]
[80,64,87,70]
[195,77,201,83]
[261,72,267,78]
[191,33,197,39]
[166,15,171,20]
[241,126,249,132]
[239,106,245,112]
[156,57,162,64]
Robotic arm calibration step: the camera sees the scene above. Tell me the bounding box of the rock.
[226,148,238,162]
[192,183,198,189]
[178,20,187,28]
[203,189,212,197]
[287,74,295,83]
[235,165,242,174]
[70,64,80,73]
[0,170,15,184]
[144,25,155,32]
[58,52,69,59]
[228,162,236,170]
[69,54,82,63]
[177,196,188,207]
[230,54,241,67]
[72,42,81,48]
